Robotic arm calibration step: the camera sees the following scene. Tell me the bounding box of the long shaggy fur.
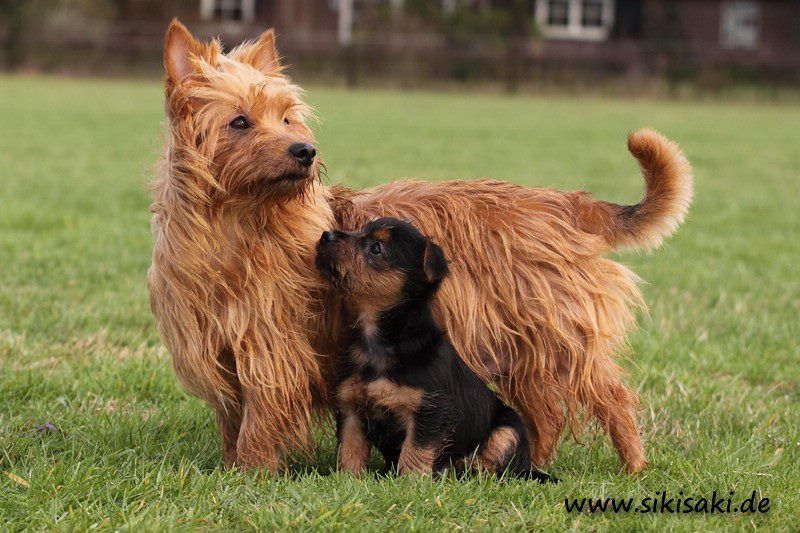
[148,20,693,473]
[149,20,338,468]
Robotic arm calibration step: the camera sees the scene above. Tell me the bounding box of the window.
[581,0,604,27]
[200,0,255,23]
[720,1,760,49]
[547,0,570,26]
[535,0,615,41]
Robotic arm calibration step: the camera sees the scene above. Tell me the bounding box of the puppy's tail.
[575,129,693,251]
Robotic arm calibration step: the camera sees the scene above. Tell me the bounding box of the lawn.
[0,75,799,531]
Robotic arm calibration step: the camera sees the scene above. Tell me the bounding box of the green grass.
[1,75,799,531]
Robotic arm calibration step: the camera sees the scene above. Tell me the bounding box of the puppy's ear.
[240,29,282,74]
[423,241,449,284]
[164,18,201,84]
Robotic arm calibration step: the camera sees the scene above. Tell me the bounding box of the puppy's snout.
[316,230,347,282]
[289,142,316,168]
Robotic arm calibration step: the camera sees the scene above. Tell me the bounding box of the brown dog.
[148,20,692,473]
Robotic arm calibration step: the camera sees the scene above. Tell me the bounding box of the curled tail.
[575,129,694,251]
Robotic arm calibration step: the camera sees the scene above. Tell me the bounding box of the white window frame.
[200,0,256,23]
[720,1,760,50]
[535,0,615,41]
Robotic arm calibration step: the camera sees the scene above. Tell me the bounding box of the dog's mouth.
[315,246,350,288]
[316,254,342,283]
[245,168,314,201]
[318,263,341,283]
[273,170,311,183]
[318,265,351,292]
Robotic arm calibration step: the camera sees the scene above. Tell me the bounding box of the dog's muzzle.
[315,234,342,282]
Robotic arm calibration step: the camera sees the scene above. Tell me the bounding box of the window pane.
[720,1,759,49]
[581,0,604,27]
[214,0,245,21]
[548,0,569,26]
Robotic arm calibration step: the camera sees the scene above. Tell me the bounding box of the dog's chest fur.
[343,333,421,431]
[349,330,395,376]
[150,182,339,392]
[211,191,332,317]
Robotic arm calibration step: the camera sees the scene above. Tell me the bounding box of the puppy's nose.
[321,230,341,243]
[289,142,316,167]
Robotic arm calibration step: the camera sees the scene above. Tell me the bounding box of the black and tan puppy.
[316,217,556,481]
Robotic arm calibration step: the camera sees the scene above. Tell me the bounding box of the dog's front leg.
[364,379,438,475]
[397,432,438,476]
[233,374,305,472]
[235,395,284,472]
[215,348,243,468]
[398,398,448,476]
[216,406,242,468]
[336,409,371,476]
[397,410,443,476]
[230,332,320,472]
[335,376,370,476]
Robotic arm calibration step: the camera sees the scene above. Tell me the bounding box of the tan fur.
[335,180,657,473]
[149,21,693,474]
[326,238,406,314]
[337,411,370,476]
[365,379,424,419]
[336,376,364,408]
[149,20,337,469]
[339,377,433,476]
[574,129,694,251]
[323,233,407,344]
[478,426,519,472]
[398,429,437,475]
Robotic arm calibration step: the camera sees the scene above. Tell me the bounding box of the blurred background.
[1,2,800,530]
[1,0,799,96]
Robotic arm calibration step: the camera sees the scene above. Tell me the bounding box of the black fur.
[319,217,556,482]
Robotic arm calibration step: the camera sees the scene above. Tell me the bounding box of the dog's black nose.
[321,230,340,243]
[289,143,316,167]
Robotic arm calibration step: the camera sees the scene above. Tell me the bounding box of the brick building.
[4,0,799,83]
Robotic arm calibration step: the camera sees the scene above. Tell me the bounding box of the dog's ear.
[423,241,449,284]
[164,18,202,84]
[240,29,282,74]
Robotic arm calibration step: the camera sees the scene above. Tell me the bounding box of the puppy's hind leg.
[479,409,557,483]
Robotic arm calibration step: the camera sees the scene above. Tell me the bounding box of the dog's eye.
[283,117,290,126]
[229,115,251,131]
[369,242,382,255]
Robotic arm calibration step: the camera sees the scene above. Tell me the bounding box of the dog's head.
[316,217,449,311]
[163,19,318,204]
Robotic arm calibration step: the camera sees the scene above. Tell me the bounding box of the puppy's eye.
[229,115,251,131]
[283,117,290,126]
[369,242,382,256]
